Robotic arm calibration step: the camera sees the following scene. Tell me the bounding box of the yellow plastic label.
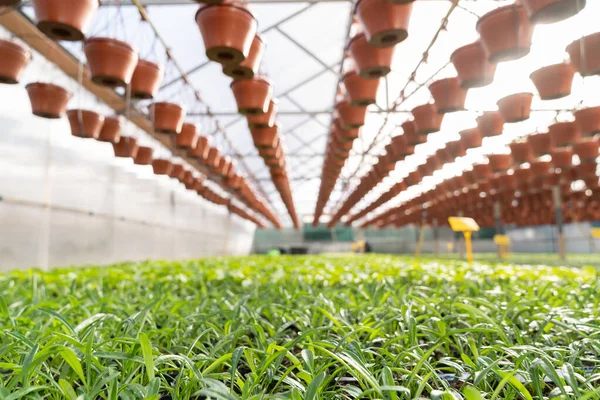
[494,235,511,246]
[592,228,600,239]
[448,217,480,232]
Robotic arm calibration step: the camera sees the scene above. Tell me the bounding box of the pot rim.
[67,109,103,119]
[25,82,72,97]
[230,76,271,89]
[153,102,185,112]
[136,59,163,71]
[0,39,31,59]
[195,3,257,24]
[85,37,137,54]
[476,3,524,33]
[449,41,481,62]
[347,32,367,49]
[567,31,600,51]
[529,61,574,80]
[497,92,534,105]
[428,77,458,91]
[412,103,435,113]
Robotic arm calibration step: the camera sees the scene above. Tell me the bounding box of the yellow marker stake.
[592,228,600,239]
[464,231,473,264]
[448,217,480,265]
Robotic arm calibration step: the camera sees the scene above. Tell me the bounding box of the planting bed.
[0,256,599,399]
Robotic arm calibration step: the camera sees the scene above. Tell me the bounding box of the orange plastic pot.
[134,146,153,165]
[152,159,172,176]
[223,34,264,79]
[231,77,272,115]
[190,136,210,160]
[488,154,513,172]
[348,33,395,79]
[509,142,534,164]
[550,148,573,169]
[522,0,586,24]
[205,146,222,169]
[530,62,576,100]
[497,92,533,123]
[97,115,121,143]
[31,0,98,41]
[528,133,553,156]
[176,123,199,149]
[342,71,380,106]
[337,101,367,129]
[429,77,467,114]
[412,104,443,135]
[130,60,163,100]
[567,32,600,76]
[152,102,186,134]
[195,2,257,65]
[574,106,600,137]
[355,0,413,47]
[476,4,534,63]
[26,82,71,119]
[573,137,599,162]
[251,125,279,148]
[0,40,31,84]
[460,127,483,149]
[476,111,504,138]
[450,41,496,89]
[84,37,139,87]
[547,121,580,148]
[67,109,104,139]
[247,99,276,128]
[113,136,138,158]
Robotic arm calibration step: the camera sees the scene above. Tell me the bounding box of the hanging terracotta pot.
[498,173,517,189]
[509,142,534,164]
[205,146,222,169]
[176,123,199,149]
[522,0,586,24]
[259,144,282,160]
[31,0,98,41]
[530,160,553,175]
[130,60,163,100]
[497,92,533,123]
[251,125,279,148]
[573,161,597,179]
[152,102,186,134]
[222,34,264,79]
[573,137,599,162]
[529,62,576,100]
[450,41,497,89]
[170,163,185,181]
[488,154,513,172]
[514,167,533,184]
[412,104,443,135]
[216,157,232,176]
[355,0,413,47]
[84,37,138,87]
[231,77,272,115]
[152,159,172,176]
[337,100,367,129]
[0,40,31,84]
[190,136,210,160]
[247,99,276,129]
[195,2,258,65]
[574,106,600,137]
[528,133,553,156]
[547,121,580,148]
[97,116,121,143]
[67,109,104,139]
[476,111,504,138]
[566,32,600,76]
[342,71,380,107]
[550,148,573,169]
[476,4,534,63]
[348,33,395,79]
[26,82,71,119]
[460,127,483,149]
[134,146,153,165]
[113,136,138,158]
[429,77,467,114]
[336,126,360,142]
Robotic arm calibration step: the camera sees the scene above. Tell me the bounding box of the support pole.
[414,209,427,257]
[552,186,567,262]
[494,201,505,260]
[433,217,439,257]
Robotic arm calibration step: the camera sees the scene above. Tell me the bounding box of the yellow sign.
[592,228,600,239]
[494,235,511,246]
[351,240,366,253]
[448,217,480,233]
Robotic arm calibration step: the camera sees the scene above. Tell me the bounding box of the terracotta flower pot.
[67,109,104,139]
[176,123,199,149]
[190,136,210,160]
[498,173,517,189]
[488,154,513,172]
[195,2,257,65]
[113,136,138,158]
[259,145,282,160]
[348,33,395,79]
[31,0,98,41]
[567,32,600,77]
[447,140,467,159]
[26,82,71,119]
[130,60,163,100]
[355,0,413,48]
[342,71,380,106]
[429,77,467,114]
[205,146,222,169]
[247,99,276,128]
[97,115,121,143]
[476,4,534,63]
[574,106,600,137]
[251,125,279,148]
[152,102,186,134]
[460,127,483,149]
[216,157,232,176]
[222,34,264,79]
[450,41,497,89]
[547,121,580,148]
[573,161,597,179]
[530,62,576,100]
[573,138,599,162]
[476,111,504,138]
[337,101,367,129]
[412,104,443,135]
[528,133,553,156]
[497,92,533,123]
[134,146,153,165]
[170,163,185,180]
[336,126,360,142]
[550,148,573,169]
[530,160,553,176]
[0,40,31,84]
[152,159,172,176]
[514,167,533,183]
[522,0,586,24]
[231,77,272,115]
[509,142,534,164]
[84,37,139,87]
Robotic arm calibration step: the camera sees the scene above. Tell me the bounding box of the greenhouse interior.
[1,0,600,398]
